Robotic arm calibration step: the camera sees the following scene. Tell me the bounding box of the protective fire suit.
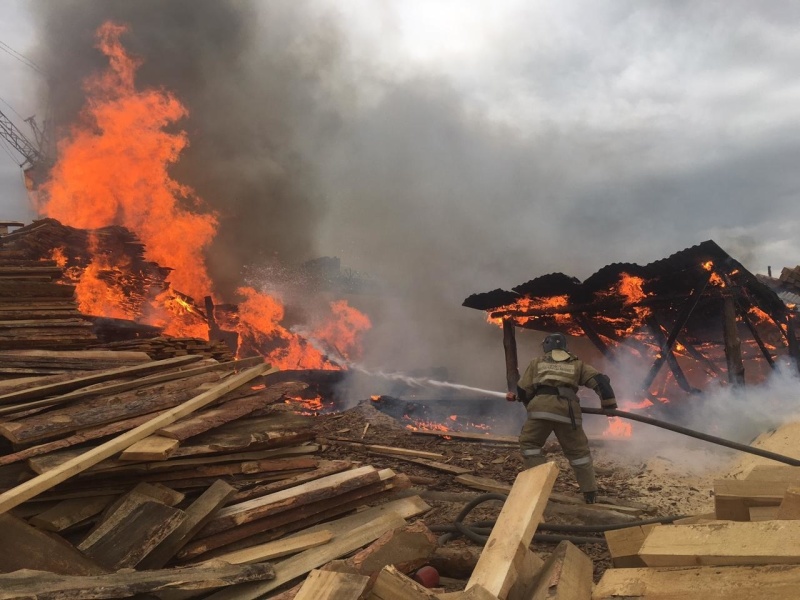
[515,348,616,494]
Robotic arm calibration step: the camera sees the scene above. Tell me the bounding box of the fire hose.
[432,493,685,546]
[582,406,800,466]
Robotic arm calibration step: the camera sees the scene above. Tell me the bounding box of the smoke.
[26,1,800,390]
[29,0,339,293]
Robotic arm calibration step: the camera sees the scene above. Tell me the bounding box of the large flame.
[37,21,372,365]
[41,23,217,302]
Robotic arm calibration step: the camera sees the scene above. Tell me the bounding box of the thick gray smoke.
[27,1,800,392]
[29,0,337,293]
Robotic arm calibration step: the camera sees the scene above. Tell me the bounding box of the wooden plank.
[366,445,444,460]
[348,520,438,576]
[157,380,308,441]
[137,479,235,570]
[0,355,202,405]
[0,563,275,599]
[367,564,439,600]
[198,530,334,566]
[466,463,559,598]
[0,513,107,575]
[744,465,800,483]
[0,357,256,418]
[506,543,544,600]
[0,411,169,467]
[178,478,405,560]
[199,465,388,536]
[593,564,800,599]
[388,455,472,475]
[411,430,518,444]
[514,540,591,600]
[777,486,800,519]
[205,512,409,600]
[232,459,351,503]
[28,495,116,532]
[714,478,793,520]
[604,524,660,568]
[120,435,179,461]
[77,492,187,570]
[455,474,511,494]
[295,569,370,600]
[0,371,224,444]
[639,520,800,566]
[0,363,273,514]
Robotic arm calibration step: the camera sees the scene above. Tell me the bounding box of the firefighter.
[505,332,617,504]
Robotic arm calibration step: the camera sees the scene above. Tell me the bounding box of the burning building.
[463,240,800,410]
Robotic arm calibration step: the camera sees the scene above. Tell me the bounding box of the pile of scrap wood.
[0,354,440,598]
[597,464,800,598]
[0,255,97,351]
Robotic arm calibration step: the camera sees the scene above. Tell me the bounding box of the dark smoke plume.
[30,0,340,294]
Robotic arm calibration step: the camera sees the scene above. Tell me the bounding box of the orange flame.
[41,22,217,302]
[49,247,68,268]
[602,416,632,438]
[38,21,372,365]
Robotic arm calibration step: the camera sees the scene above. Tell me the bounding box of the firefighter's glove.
[602,401,618,412]
[505,392,517,402]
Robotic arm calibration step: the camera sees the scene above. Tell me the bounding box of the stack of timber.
[596,465,800,598]
[0,251,97,351]
[94,335,235,362]
[0,356,438,598]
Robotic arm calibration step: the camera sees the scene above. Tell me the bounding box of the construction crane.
[0,106,53,216]
[0,107,44,170]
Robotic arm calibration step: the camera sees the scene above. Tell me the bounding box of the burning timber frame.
[463,241,800,398]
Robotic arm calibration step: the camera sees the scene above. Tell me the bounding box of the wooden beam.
[196,530,333,566]
[295,569,370,600]
[205,512,409,600]
[119,435,179,461]
[0,363,273,514]
[28,495,116,532]
[603,524,659,567]
[502,318,520,393]
[511,540,592,600]
[777,486,800,520]
[638,520,800,566]
[138,479,236,570]
[0,355,202,405]
[366,445,445,460]
[77,492,187,570]
[640,272,713,392]
[723,294,745,385]
[0,513,107,575]
[0,563,275,599]
[466,462,558,598]
[594,564,800,599]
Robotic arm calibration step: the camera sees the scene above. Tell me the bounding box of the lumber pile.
[94,335,235,362]
[596,465,800,598]
[0,353,440,597]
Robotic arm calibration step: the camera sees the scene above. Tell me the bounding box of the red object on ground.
[413,565,440,588]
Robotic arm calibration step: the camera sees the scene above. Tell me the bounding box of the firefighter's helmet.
[542,333,567,353]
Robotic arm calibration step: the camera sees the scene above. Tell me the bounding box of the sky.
[1,1,799,388]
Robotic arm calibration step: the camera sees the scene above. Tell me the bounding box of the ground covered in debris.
[306,399,734,585]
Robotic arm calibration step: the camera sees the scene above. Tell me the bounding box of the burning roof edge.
[462,240,787,317]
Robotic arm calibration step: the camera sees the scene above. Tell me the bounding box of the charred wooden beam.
[640,272,713,393]
[645,316,700,394]
[502,318,520,393]
[722,294,745,385]
[735,299,776,369]
[676,336,722,376]
[573,312,613,358]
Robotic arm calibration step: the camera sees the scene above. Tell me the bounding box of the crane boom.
[0,108,41,168]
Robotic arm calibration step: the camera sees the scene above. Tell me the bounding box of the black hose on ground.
[434,492,684,546]
[582,406,800,467]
